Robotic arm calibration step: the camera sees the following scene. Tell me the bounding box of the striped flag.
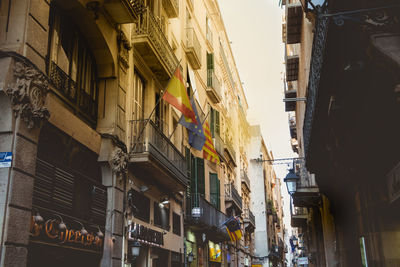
[162,67,198,125]
[225,216,242,242]
[203,121,220,164]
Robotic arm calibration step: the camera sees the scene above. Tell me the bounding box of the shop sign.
[208,241,222,263]
[297,257,309,265]
[129,223,164,247]
[386,162,400,203]
[29,216,103,250]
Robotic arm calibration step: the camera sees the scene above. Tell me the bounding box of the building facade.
[0,0,264,267]
[282,0,400,266]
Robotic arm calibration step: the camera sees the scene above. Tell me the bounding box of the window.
[172,212,181,236]
[209,106,220,138]
[190,156,205,195]
[154,202,170,230]
[209,173,220,210]
[206,15,212,46]
[131,189,150,223]
[48,4,98,126]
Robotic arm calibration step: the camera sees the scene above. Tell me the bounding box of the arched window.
[48,3,98,127]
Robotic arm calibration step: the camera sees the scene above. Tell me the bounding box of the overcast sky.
[218,0,295,236]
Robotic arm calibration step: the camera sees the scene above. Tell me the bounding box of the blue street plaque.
[0,152,12,168]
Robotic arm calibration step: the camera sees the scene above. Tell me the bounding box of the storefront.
[27,123,106,267]
[208,241,222,267]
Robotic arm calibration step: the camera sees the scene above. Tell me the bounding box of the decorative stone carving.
[110,147,129,179]
[6,60,50,129]
[117,30,132,69]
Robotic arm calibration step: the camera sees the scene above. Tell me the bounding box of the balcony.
[291,206,308,228]
[103,0,145,23]
[224,140,237,167]
[286,3,303,44]
[213,134,225,161]
[133,9,179,84]
[225,183,242,213]
[184,28,202,70]
[303,16,329,158]
[292,162,320,207]
[241,170,251,191]
[185,193,230,241]
[243,208,255,231]
[206,69,222,103]
[129,119,188,192]
[284,83,297,112]
[289,114,297,139]
[162,0,179,18]
[48,61,97,127]
[286,55,299,82]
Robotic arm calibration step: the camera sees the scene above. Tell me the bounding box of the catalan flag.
[203,121,220,164]
[224,216,242,242]
[163,67,198,125]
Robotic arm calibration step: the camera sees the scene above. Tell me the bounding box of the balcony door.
[131,72,144,140]
[210,173,220,210]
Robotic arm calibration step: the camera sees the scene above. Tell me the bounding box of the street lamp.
[128,240,141,263]
[284,169,300,195]
[187,251,195,264]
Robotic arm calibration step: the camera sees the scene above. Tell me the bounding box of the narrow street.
[0,0,399,267]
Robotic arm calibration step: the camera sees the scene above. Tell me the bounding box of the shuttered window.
[190,156,205,195]
[209,107,220,138]
[172,212,181,236]
[209,173,220,210]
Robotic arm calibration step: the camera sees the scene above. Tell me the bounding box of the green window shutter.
[215,110,220,136]
[209,173,220,210]
[197,157,205,195]
[207,53,214,70]
[210,108,215,138]
[216,176,220,210]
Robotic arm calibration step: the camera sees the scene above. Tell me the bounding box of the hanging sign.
[29,215,103,251]
[128,223,164,247]
[0,152,12,168]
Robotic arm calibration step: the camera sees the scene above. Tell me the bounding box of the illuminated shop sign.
[208,241,222,263]
[29,215,103,251]
[128,223,164,247]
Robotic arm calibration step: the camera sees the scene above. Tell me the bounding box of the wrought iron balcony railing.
[103,0,145,23]
[185,193,230,240]
[129,119,188,191]
[133,9,179,83]
[225,183,242,211]
[303,15,329,157]
[241,170,251,190]
[49,61,97,126]
[185,28,202,69]
[243,208,255,228]
[162,0,179,18]
[206,69,222,103]
[224,139,237,166]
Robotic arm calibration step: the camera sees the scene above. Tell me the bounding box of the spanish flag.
[203,121,220,164]
[163,67,198,125]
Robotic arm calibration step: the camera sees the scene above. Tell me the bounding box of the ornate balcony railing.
[162,0,179,18]
[133,9,179,82]
[206,69,222,103]
[225,183,242,211]
[49,61,97,126]
[129,119,188,190]
[241,170,251,190]
[185,28,202,69]
[224,139,237,166]
[303,15,329,158]
[185,193,230,240]
[243,208,255,228]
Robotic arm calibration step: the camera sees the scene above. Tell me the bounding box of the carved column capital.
[6,59,50,129]
[109,147,129,179]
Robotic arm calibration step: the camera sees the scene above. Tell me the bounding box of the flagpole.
[132,60,182,151]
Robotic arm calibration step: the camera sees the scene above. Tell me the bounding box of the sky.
[218,0,296,236]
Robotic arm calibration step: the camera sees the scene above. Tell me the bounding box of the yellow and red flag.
[203,121,220,164]
[163,67,198,125]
